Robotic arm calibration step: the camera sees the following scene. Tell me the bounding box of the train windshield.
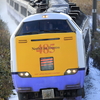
[16,20,73,36]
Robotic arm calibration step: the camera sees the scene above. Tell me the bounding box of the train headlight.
[25,72,30,77]
[67,70,71,74]
[72,69,77,73]
[19,73,24,77]
[18,72,31,78]
[64,69,78,75]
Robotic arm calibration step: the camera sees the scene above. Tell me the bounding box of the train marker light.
[42,15,48,18]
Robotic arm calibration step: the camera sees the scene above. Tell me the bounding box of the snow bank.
[9,90,18,100]
[83,58,100,100]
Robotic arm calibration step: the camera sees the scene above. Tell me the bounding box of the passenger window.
[21,6,27,17]
[10,0,13,7]
[84,29,90,53]
[15,3,19,11]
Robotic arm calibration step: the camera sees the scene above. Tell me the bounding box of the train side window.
[21,6,27,17]
[71,19,81,31]
[10,0,14,7]
[15,3,19,11]
[84,29,90,53]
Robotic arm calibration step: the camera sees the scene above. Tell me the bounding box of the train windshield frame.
[16,19,73,36]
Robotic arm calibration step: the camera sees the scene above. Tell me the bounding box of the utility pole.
[92,0,97,36]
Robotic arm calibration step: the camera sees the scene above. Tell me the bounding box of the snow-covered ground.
[83,58,100,100]
[9,90,18,100]
[97,28,100,32]
[9,58,100,100]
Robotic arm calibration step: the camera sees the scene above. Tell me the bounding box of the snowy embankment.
[9,90,18,100]
[83,58,100,100]
[9,58,100,100]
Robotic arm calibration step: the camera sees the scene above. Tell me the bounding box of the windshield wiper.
[23,31,39,35]
[40,29,67,33]
[50,29,67,32]
[40,30,51,33]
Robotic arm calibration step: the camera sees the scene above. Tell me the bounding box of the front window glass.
[16,20,73,36]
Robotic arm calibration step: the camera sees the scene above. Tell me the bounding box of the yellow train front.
[10,13,89,100]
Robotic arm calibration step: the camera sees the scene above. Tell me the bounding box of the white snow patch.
[9,90,18,100]
[97,28,100,32]
[49,0,67,5]
[88,16,92,29]
[83,58,100,100]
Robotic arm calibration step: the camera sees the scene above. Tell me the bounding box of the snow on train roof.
[49,0,68,5]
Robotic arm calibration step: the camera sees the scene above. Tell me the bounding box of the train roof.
[23,13,72,22]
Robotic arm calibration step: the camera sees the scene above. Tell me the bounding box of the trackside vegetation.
[90,32,100,69]
[0,19,13,100]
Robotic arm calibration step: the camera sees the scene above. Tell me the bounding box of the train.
[10,0,91,100]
